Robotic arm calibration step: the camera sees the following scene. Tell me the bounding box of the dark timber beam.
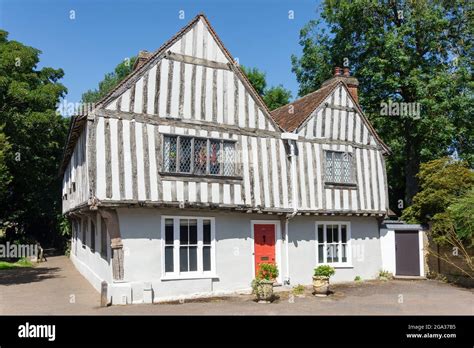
[97,209,124,281]
[165,51,231,71]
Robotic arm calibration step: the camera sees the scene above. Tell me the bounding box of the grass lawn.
[0,258,34,270]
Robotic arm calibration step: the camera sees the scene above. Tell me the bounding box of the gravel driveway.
[1,256,472,315]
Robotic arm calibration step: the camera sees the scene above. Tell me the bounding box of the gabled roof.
[271,80,339,132]
[60,13,283,176]
[271,80,391,155]
[95,13,280,124]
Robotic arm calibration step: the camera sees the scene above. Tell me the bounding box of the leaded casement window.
[316,222,352,266]
[163,135,236,176]
[325,151,354,184]
[162,217,216,278]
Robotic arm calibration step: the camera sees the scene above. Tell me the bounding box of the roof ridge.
[271,79,339,114]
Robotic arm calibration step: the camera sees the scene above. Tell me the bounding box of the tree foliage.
[241,65,292,110]
[81,56,137,104]
[0,125,11,204]
[402,157,473,223]
[291,0,473,209]
[264,86,293,112]
[448,188,474,242]
[241,66,267,96]
[402,157,474,244]
[0,30,69,247]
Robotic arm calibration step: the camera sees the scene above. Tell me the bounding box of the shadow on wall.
[0,267,63,286]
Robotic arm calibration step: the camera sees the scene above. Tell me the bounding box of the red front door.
[254,224,276,276]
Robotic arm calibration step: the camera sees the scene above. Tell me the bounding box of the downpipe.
[283,137,299,285]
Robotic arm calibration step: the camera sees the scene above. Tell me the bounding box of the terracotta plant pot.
[255,280,274,303]
[312,275,330,296]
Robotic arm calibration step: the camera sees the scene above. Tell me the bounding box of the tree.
[291,0,473,209]
[263,86,293,111]
[0,30,69,247]
[0,125,11,205]
[82,56,137,103]
[402,158,473,277]
[447,188,474,243]
[402,157,473,224]
[241,66,266,96]
[241,65,292,110]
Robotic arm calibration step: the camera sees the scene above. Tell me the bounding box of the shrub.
[256,263,279,281]
[292,284,305,295]
[313,265,335,278]
[379,269,393,280]
[354,275,362,281]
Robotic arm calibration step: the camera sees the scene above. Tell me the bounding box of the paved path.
[1,256,473,315]
[0,256,100,314]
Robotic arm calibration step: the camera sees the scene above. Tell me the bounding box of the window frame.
[160,216,217,280]
[315,221,353,268]
[161,134,238,178]
[324,150,356,186]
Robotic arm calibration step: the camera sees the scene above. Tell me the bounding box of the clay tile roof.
[271,80,339,132]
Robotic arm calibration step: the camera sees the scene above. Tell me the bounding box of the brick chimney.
[343,67,359,103]
[322,66,359,103]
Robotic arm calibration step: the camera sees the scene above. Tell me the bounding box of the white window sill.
[161,273,219,281]
[316,263,354,269]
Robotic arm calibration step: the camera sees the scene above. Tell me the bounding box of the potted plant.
[313,265,335,296]
[251,263,279,303]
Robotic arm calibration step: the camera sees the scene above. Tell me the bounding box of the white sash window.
[161,216,216,279]
[316,222,352,267]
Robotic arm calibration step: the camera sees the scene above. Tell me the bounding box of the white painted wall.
[288,215,383,284]
[380,229,396,274]
[69,213,112,292]
[116,208,284,300]
[72,208,385,303]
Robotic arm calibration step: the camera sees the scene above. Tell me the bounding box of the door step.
[394,275,426,280]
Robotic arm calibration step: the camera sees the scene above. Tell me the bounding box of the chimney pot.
[322,67,359,104]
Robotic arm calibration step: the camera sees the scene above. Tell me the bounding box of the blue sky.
[0,0,323,105]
